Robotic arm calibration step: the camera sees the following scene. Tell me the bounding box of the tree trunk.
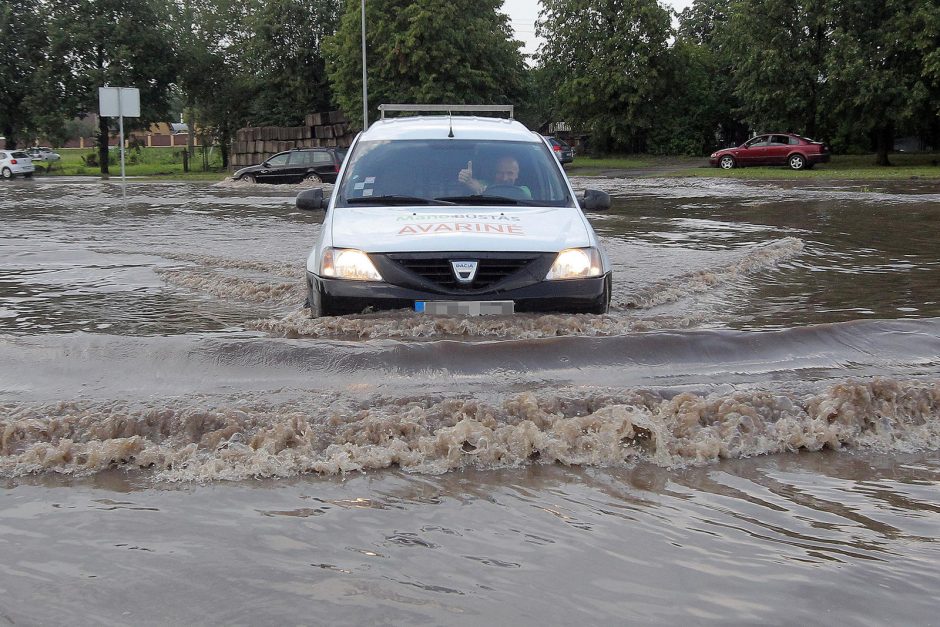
[98,116,110,176]
[874,122,894,167]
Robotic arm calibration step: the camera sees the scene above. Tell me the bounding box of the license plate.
[415,300,514,315]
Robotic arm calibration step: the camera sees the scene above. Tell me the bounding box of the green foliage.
[326,0,526,127]
[536,0,673,153]
[825,0,933,163]
[719,0,831,138]
[646,41,723,155]
[53,147,226,178]
[243,0,342,125]
[41,0,179,173]
[0,0,47,148]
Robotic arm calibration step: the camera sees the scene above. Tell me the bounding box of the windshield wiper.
[435,195,539,206]
[346,195,454,206]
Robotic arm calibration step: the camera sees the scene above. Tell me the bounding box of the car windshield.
[336,139,572,207]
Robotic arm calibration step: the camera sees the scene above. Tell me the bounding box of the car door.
[309,150,338,182]
[765,135,791,165]
[740,135,771,165]
[256,152,290,183]
[284,151,313,183]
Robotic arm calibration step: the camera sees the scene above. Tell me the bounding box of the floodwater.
[1,175,939,624]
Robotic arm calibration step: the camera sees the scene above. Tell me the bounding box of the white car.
[27,146,61,162]
[295,105,612,316]
[0,150,35,179]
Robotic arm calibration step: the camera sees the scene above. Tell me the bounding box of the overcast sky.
[502,0,695,57]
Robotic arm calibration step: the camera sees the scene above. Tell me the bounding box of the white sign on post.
[98,87,140,117]
[98,87,140,201]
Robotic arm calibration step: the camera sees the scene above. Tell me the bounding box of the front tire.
[788,154,806,170]
[1,167,12,179]
[304,173,322,184]
[719,155,736,170]
[585,276,612,314]
[307,280,341,318]
[242,173,256,184]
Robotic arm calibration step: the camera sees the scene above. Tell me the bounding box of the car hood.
[330,205,592,253]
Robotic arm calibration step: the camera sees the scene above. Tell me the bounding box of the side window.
[789,136,800,145]
[0,153,6,159]
[267,153,289,166]
[771,135,788,145]
[287,152,308,165]
[312,151,333,165]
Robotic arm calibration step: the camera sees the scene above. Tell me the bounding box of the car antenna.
[447,110,454,138]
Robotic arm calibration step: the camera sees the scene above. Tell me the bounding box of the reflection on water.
[1,177,938,622]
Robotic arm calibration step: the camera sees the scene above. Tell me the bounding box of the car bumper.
[809,153,830,165]
[308,271,611,314]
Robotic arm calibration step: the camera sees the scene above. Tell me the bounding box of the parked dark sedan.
[542,136,575,164]
[233,148,346,184]
[709,133,830,170]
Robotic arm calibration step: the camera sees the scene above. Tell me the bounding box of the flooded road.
[1,176,939,624]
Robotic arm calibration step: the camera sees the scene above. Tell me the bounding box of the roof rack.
[378,104,514,120]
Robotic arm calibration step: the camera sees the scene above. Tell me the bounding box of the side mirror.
[580,189,611,211]
[296,187,327,211]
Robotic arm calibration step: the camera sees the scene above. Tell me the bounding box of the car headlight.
[545,247,603,280]
[321,248,383,281]
[710,153,718,158]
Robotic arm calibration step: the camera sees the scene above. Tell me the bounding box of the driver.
[457,156,531,198]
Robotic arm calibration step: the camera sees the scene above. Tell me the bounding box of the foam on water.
[1,378,937,481]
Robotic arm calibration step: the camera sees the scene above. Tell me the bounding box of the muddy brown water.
[1,176,939,624]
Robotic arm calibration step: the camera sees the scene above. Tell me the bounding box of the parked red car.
[709,133,830,170]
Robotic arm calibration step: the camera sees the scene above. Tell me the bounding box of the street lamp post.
[361,0,368,130]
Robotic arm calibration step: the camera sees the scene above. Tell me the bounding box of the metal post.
[117,89,127,204]
[361,0,368,130]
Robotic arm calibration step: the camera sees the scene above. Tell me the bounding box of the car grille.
[394,256,536,290]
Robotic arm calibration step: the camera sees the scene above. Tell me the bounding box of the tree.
[172,0,256,169]
[675,0,749,149]
[243,0,341,126]
[646,40,726,155]
[536,0,673,153]
[826,0,933,164]
[45,0,179,174]
[0,0,47,148]
[720,0,832,140]
[326,0,526,128]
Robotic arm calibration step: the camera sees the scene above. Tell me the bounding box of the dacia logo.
[451,260,478,283]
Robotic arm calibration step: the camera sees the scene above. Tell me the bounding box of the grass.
[33,146,229,180]
[569,152,940,180]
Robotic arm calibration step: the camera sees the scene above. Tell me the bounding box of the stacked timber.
[231,111,357,168]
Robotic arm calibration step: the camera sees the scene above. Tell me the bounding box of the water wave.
[2,378,937,481]
[155,252,306,305]
[247,237,801,339]
[622,237,804,308]
[212,178,335,193]
[249,309,709,340]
